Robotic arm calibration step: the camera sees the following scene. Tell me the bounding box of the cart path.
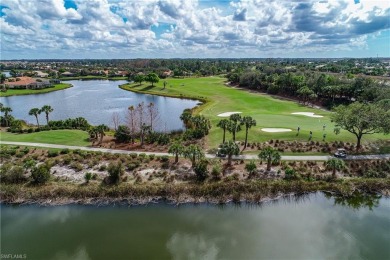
[1,141,390,161]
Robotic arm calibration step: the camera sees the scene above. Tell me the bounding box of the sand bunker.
[291,112,323,118]
[261,128,292,133]
[217,112,242,117]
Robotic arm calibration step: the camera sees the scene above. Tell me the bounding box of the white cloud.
[0,0,389,59]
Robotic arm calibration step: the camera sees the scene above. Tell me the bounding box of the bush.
[84,172,92,183]
[99,164,107,171]
[48,150,59,157]
[70,162,83,172]
[194,159,209,182]
[160,155,169,162]
[27,128,34,133]
[107,162,124,184]
[5,166,26,183]
[245,161,257,175]
[60,148,70,154]
[157,134,170,145]
[31,164,51,184]
[211,162,222,179]
[148,154,155,160]
[127,163,139,171]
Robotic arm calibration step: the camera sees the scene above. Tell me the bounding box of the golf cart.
[216,148,226,158]
[334,148,347,158]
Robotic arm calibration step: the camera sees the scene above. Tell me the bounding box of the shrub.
[99,164,107,171]
[160,155,169,162]
[27,128,34,133]
[127,163,139,171]
[60,148,70,154]
[31,164,51,184]
[245,161,257,175]
[107,162,124,184]
[48,150,59,157]
[6,166,26,183]
[194,159,209,181]
[70,162,83,172]
[130,153,138,159]
[84,172,92,183]
[148,154,155,160]
[19,147,30,155]
[210,162,222,179]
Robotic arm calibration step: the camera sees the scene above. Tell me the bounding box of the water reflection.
[325,192,382,210]
[1,192,389,260]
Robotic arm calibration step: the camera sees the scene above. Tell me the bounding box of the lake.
[1,193,389,260]
[0,80,198,131]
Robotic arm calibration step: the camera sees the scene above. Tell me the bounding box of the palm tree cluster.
[168,141,204,167]
[89,124,109,144]
[0,102,13,127]
[180,110,211,140]
[28,105,54,128]
[217,114,256,149]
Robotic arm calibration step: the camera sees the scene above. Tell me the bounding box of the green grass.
[0,130,90,146]
[121,77,388,148]
[0,83,72,97]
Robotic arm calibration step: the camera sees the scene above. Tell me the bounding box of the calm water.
[0,80,198,131]
[1,193,389,260]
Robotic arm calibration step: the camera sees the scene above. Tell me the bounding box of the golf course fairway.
[121,77,388,148]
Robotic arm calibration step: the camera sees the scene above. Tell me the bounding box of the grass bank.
[120,77,388,148]
[0,83,72,97]
[1,179,389,205]
[0,130,90,146]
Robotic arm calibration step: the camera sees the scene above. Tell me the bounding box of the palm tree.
[140,123,151,147]
[241,116,256,149]
[96,124,109,144]
[228,113,242,142]
[88,127,99,141]
[217,119,230,144]
[258,147,281,171]
[40,105,53,125]
[29,108,41,128]
[168,141,185,163]
[326,158,345,178]
[220,141,240,166]
[180,110,192,129]
[183,144,204,167]
[227,121,241,142]
[1,106,12,127]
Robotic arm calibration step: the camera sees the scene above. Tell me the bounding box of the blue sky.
[0,0,389,59]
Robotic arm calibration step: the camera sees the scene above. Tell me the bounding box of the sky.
[0,0,389,59]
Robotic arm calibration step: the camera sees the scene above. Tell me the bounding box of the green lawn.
[0,83,72,97]
[121,77,388,148]
[0,130,90,146]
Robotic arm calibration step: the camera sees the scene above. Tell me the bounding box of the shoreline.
[2,179,389,206]
[0,83,73,97]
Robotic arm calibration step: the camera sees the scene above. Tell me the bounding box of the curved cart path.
[2,141,389,161]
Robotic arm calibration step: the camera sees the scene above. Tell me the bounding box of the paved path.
[1,141,389,161]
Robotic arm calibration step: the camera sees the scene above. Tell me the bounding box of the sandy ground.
[291,112,323,118]
[261,128,292,132]
[217,112,242,117]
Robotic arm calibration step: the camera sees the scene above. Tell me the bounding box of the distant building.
[2,76,52,89]
[61,71,75,77]
[34,71,49,78]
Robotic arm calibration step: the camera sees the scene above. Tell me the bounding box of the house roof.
[6,77,36,86]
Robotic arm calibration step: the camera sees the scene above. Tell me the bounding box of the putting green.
[120,77,387,148]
